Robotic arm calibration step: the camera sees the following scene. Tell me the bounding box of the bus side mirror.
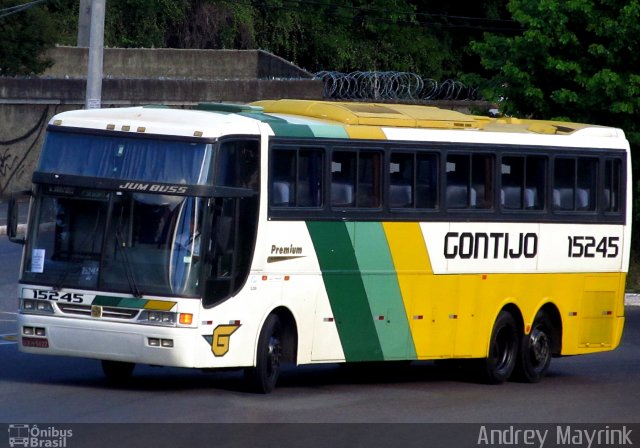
[6,192,29,244]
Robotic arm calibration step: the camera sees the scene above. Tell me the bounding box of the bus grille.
[57,304,139,319]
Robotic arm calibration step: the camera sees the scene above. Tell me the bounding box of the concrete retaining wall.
[42,47,313,80]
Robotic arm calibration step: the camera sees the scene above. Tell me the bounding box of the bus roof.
[48,106,263,139]
[250,99,628,149]
[252,99,618,136]
[47,100,627,148]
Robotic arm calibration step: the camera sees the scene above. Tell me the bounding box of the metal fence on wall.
[314,71,484,102]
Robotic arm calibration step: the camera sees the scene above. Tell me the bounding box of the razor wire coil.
[314,71,484,102]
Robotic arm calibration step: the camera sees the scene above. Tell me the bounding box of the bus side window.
[389,153,414,208]
[577,158,597,211]
[525,156,546,210]
[216,140,259,189]
[331,149,381,208]
[270,147,323,208]
[389,151,439,209]
[416,153,438,209]
[297,149,323,207]
[271,149,295,207]
[604,158,622,212]
[553,157,597,211]
[331,151,356,207]
[501,155,545,211]
[446,153,493,209]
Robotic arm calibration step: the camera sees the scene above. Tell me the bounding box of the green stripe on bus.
[242,110,348,138]
[92,296,123,307]
[346,222,417,360]
[307,221,384,362]
[308,125,349,138]
[92,296,175,310]
[269,123,316,138]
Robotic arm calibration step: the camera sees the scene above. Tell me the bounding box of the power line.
[0,0,47,19]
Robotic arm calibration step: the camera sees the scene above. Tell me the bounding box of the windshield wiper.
[114,229,142,298]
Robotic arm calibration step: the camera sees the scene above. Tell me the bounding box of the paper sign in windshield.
[31,249,45,273]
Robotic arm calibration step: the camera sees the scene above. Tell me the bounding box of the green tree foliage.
[1,0,515,80]
[166,0,256,49]
[471,0,640,144]
[0,0,57,75]
[285,0,445,76]
[105,0,186,48]
[472,0,640,252]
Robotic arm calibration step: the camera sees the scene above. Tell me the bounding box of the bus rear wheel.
[101,360,135,383]
[479,311,519,384]
[245,314,282,394]
[514,311,552,383]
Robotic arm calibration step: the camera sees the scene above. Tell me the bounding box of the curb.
[626,294,640,307]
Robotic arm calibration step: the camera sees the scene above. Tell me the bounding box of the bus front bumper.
[17,313,219,369]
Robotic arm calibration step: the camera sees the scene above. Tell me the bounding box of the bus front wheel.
[245,314,282,394]
[514,310,552,383]
[480,311,519,384]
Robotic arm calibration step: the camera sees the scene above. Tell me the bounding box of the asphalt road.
[1,237,639,425]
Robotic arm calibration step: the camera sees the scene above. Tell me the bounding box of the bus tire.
[101,360,135,383]
[514,310,552,383]
[244,314,282,394]
[480,311,519,384]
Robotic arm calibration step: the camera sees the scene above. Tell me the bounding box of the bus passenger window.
[553,158,575,210]
[577,158,597,211]
[416,153,438,209]
[331,150,381,208]
[271,150,295,206]
[525,156,546,210]
[389,152,438,209]
[270,147,323,208]
[604,158,622,212]
[501,157,524,209]
[446,153,493,209]
[501,155,545,210]
[331,152,356,207]
[553,157,597,211]
[297,149,323,207]
[389,153,414,208]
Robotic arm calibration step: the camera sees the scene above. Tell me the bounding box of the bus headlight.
[138,310,176,326]
[20,299,54,314]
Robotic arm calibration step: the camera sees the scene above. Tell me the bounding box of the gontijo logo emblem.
[212,323,241,357]
[8,424,73,447]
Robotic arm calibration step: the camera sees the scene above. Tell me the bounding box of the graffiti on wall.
[0,107,49,198]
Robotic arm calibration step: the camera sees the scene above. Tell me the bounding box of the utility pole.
[77,0,91,47]
[85,0,106,109]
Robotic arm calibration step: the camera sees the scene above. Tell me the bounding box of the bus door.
[203,139,259,307]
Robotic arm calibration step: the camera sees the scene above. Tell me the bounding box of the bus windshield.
[22,189,205,297]
[38,132,212,185]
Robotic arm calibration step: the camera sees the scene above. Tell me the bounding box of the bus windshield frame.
[22,187,206,298]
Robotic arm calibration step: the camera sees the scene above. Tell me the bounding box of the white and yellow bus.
[7,100,631,393]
